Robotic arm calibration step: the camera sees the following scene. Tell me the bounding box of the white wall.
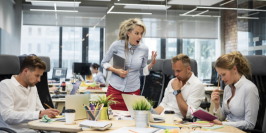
[0,0,22,55]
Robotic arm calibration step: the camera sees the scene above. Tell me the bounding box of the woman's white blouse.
[214,75,260,130]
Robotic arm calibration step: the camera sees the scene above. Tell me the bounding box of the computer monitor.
[52,67,67,81]
[73,62,91,76]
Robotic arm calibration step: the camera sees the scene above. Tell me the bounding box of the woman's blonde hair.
[118,18,146,57]
[215,51,252,79]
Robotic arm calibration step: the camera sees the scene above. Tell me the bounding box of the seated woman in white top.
[90,63,106,87]
[211,51,260,130]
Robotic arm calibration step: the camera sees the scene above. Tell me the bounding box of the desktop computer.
[73,62,91,79]
[52,67,67,82]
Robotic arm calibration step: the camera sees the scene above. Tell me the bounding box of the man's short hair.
[171,54,191,67]
[20,56,46,73]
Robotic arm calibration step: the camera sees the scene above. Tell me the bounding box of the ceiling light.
[220,0,234,6]
[237,16,259,19]
[108,12,152,15]
[180,14,220,18]
[193,10,209,17]
[54,3,57,10]
[30,9,78,12]
[107,6,114,14]
[114,3,167,7]
[197,6,266,12]
[26,0,81,4]
[181,8,197,15]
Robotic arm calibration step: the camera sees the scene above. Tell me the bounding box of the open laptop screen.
[70,81,81,95]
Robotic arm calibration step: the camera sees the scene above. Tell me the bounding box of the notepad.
[150,124,181,129]
[190,122,214,127]
[190,108,217,121]
[79,120,112,130]
[202,125,224,130]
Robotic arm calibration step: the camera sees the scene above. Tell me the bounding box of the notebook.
[190,107,217,121]
[113,54,125,70]
[79,120,112,130]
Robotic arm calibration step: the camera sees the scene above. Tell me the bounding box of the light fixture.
[30,9,78,12]
[107,5,152,15]
[114,3,168,7]
[107,6,114,13]
[108,12,152,15]
[26,0,81,4]
[193,10,209,17]
[220,0,234,6]
[181,8,197,15]
[237,16,259,19]
[180,14,221,18]
[197,6,266,12]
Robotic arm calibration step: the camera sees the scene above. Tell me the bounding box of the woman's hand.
[116,69,128,78]
[211,88,220,110]
[151,51,157,65]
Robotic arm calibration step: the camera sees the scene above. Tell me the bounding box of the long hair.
[118,18,146,58]
[215,51,252,79]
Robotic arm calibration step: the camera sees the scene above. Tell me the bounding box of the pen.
[44,103,52,109]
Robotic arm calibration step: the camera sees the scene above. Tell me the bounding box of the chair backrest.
[18,55,54,109]
[245,55,266,131]
[162,59,198,77]
[0,55,20,129]
[0,55,20,81]
[141,59,164,107]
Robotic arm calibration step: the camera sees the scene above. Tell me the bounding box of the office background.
[0,0,265,84]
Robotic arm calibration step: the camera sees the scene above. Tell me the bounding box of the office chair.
[18,55,54,109]
[141,59,164,108]
[0,54,19,133]
[243,55,266,133]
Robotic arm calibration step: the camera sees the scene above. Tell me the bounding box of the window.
[38,28,41,35]
[183,39,217,80]
[28,43,31,52]
[28,27,32,36]
[142,38,161,59]
[62,27,82,78]
[166,38,178,59]
[21,26,60,78]
[37,44,41,53]
[88,28,101,64]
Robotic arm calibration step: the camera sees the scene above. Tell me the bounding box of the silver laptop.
[113,54,125,70]
[66,94,90,120]
[122,94,165,122]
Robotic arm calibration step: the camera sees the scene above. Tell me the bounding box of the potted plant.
[132,99,154,128]
[94,94,118,120]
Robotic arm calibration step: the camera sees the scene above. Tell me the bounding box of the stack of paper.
[190,122,214,127]
[79,120,112,130]
[150,123,181,129]
[108,127,163,133]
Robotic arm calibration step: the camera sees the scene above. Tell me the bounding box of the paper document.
[79,120,110,128]
[108,127,163,133]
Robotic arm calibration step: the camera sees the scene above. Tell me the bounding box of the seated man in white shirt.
[154,54,205,119]
[0,56,60,132]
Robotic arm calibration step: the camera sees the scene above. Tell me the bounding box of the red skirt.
[106,85,140,111]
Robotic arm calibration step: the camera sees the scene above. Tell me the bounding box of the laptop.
[122,94,165,122]
[113,54,125,70]
[66,94,90,120]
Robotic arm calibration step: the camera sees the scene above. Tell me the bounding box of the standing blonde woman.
[211,51,259,130]
[101,18,157,111]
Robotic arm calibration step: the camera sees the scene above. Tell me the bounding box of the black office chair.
[141,59,164,108]
[0,54,19,133]
[18,55,54,109]
[242,55,266,133]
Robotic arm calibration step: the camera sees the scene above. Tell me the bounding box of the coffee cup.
[164,110,175,125]
[65,109,75,124]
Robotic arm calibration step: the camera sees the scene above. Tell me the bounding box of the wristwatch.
[173,90,181,96]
